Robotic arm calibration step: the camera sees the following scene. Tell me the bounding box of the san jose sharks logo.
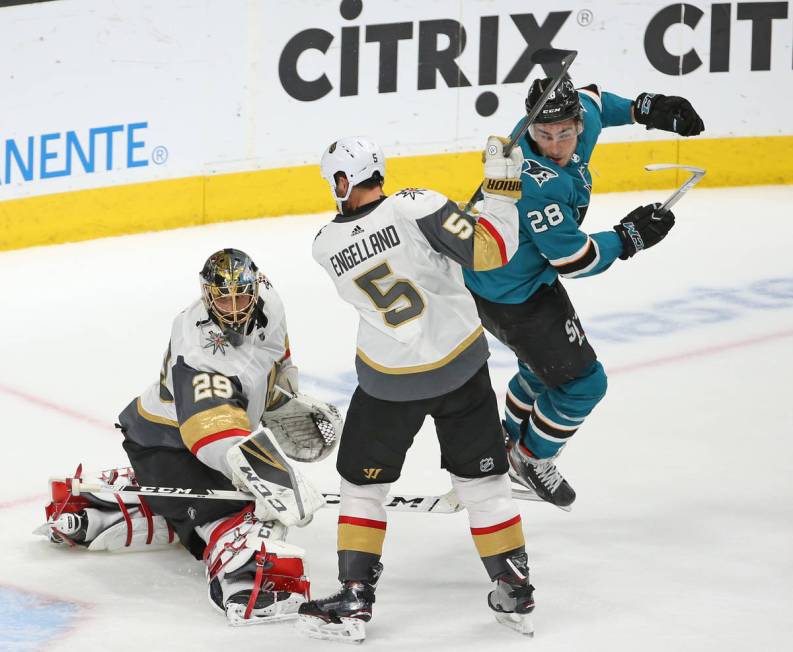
[203,330,229,355]
[522,159,558,187]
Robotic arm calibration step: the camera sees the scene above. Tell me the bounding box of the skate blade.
[225,595,303,627]
[495,611,535,637]
[296,614,366,644]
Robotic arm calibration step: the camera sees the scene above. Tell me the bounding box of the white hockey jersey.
[312,188,518,401]
[124,279,291,476]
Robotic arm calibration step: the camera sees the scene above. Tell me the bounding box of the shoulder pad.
[578,84,602,112]
[390,188,448,220]
[314,224,329,241]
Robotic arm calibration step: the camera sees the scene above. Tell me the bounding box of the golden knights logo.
[523,159,558,187]
[396,188,426,200]
[203,330,229,355]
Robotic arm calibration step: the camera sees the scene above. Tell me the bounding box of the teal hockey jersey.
[464,86,634,304]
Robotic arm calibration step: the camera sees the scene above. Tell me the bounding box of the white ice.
[1,186,792,651]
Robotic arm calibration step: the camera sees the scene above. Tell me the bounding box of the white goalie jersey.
[312,188,518,401]
[126,279,292,475]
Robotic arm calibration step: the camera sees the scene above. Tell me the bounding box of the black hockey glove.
[633,93,705,136]
[614,203,675,260]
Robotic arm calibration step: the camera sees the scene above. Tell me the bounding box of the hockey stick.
[64,479,550,514]
[463,47,578,212]
[645,164,707,213]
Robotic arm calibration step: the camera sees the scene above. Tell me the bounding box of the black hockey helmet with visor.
[525,76,582,142]
[200,248,260,346]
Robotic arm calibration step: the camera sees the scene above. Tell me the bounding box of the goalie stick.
[60,478,554,514]
[645,164,707,213]
[463,47,578,212]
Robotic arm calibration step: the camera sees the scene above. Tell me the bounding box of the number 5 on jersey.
[354,262,426,327]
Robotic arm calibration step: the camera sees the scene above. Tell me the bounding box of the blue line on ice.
[0,587,82,652]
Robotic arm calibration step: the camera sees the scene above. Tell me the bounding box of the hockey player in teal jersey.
[464,78,704,508]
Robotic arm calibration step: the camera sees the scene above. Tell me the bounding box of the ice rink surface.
[1,186,792,651]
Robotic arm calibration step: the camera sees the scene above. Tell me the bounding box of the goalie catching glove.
[225,426,326,527]
[262,388,342,463]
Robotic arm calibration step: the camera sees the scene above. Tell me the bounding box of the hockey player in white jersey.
[36,249,342,626]
[297,137,536,641]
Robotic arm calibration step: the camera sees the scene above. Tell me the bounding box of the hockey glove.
[262,391,341,463]
[225,427,326,527]
[482,136,524,201]
[614,203,676,259]
[633,93,705,136]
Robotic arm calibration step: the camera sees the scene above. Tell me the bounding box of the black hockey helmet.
[200,248,260,346]
[525,76,580,123]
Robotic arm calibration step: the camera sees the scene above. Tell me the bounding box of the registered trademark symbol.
[577,9,593,26]
[152,145,169,165]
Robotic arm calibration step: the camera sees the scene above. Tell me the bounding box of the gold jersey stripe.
[265,362,279,410]
[472,522,526,558]
[136,397,178,428]
[240,438,287,473]
[356,325,484,375]
[180,404,250,451]
[338,523,387,555]
[473,222,505,271]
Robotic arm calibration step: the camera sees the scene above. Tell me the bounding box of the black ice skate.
[297,563,382,643]
[488,552,535,636]
[508,442,576,510]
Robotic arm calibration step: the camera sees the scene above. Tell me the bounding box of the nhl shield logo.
[523,159,559,187]
[480,457,495,473]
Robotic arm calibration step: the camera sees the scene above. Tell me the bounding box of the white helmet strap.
[328,173,353,212]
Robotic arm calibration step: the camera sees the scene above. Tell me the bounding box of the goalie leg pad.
[35,469,178,551]
[198,507,310,625]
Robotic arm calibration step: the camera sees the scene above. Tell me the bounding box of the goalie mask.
[200,249,260,347]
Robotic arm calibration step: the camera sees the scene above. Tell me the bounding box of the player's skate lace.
[509,444,576,507]
[530,457,564,493]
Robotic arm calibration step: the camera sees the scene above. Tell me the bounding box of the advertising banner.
[1,0,790,248]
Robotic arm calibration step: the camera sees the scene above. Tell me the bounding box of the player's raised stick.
[645,164,707,213]
[463,47,578,212]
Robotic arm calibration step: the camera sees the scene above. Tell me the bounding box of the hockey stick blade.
[463,48,577,211]
[645,163,706,213]
[531,47,577,64]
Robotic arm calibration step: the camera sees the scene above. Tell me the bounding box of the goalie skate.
[202,509,310,626]
[213,583,305,626]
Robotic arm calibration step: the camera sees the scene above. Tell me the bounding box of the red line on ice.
[607,327,793,376]
[0,382,110,431]
[2,327,792,513]
[0,494,46,510]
